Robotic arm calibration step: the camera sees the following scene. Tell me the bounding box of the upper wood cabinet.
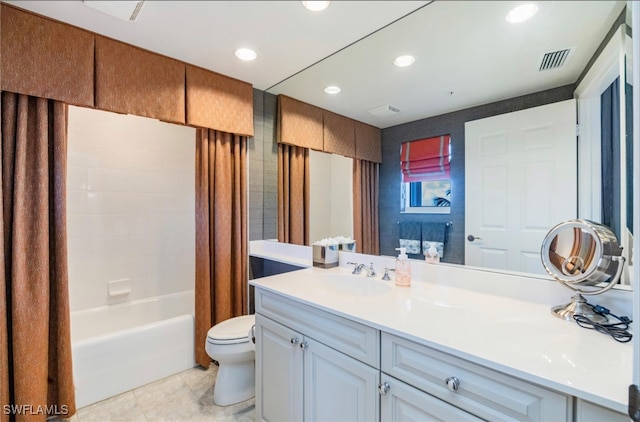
[95,36,186,124]
[323,110,355,158]
[1,4,94,107]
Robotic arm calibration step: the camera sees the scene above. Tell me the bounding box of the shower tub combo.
[70,290,195,408]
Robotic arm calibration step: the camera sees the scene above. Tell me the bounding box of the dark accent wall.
[249,89,278,241]
[379,84,576,263]
[248,256,305,314]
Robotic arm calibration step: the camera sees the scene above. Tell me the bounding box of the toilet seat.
[206,315,255,345]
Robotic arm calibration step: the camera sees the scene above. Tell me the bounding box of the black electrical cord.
[572,303,633,343]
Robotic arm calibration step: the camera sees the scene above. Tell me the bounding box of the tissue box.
[313,244,339,269]
[339,241,356,253]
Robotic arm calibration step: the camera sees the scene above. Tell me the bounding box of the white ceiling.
[5,0,626,129]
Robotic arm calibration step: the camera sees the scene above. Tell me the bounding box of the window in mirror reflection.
[400,135,451,214]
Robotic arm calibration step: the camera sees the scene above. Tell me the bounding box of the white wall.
[66,106,196,312]
[309,150,353,243]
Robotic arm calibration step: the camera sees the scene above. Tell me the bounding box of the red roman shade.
[400,135,451,182]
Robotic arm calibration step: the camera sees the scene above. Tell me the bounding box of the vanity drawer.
[255,288,379,367]
[381,333,571,422]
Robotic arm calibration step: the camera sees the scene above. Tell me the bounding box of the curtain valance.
[277,95,324,150]
[400,135,451,182]
[277,94,382,162]
[1,4,254,135]
[1,5,94,107]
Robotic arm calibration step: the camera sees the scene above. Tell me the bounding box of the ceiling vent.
[539,48,574,71]
[83,1,146,22]
[368,104,400,117]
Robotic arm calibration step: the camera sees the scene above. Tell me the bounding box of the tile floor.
[54,364,255,422]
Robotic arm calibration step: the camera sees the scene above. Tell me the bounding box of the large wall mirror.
[264,0,634,288]
[309,150,354,242]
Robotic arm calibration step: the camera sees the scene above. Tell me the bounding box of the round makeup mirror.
[541,219,625,323]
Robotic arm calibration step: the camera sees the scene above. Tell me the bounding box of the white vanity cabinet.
[254,279,626,422]
[574,399,629,422]
[380,372,482,421]
[254,288,380,422]
[255,314,303,421]
[381,333,573,421]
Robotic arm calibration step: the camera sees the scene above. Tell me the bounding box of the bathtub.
[71,290,195,409]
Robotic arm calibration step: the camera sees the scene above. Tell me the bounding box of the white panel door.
[303,337,379,422]
[465,99,577,274]
[255,314,303,422]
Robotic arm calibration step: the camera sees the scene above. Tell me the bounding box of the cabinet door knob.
[378,382,391,395]
[290,337,300,346]
[444,376,460,392]
[300,341,309,350]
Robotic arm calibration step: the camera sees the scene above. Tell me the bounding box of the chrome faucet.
[381,268,395,281]
[347,262,377,277]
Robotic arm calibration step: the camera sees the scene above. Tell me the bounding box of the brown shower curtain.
[0,92,76,420]
[353,159,380,255]
[195,128,248,368]
[277,143,309,245]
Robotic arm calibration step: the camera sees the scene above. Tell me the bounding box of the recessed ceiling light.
[324,86,341,94]
[235,48,257,61]
[506,3,539,23]
[302,1,331,12]
[394,55,416,67]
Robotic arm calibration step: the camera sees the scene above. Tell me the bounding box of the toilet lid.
[207,314,255,342]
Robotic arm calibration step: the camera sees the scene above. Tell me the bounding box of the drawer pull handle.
[300,341,309,350]
[378,382,390,395]
[290,337,300,346]
[445,376,460,392]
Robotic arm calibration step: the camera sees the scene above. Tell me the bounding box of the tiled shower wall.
[66,106,196,312]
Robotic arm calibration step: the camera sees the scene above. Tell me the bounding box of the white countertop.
[249,240,312,268]
[250,261,633,414]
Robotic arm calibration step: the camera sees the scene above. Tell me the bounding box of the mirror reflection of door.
[464,99,577,274]
[601,76,634,248]
[575,25,633,284]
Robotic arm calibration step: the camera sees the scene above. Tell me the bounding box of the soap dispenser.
[425,242,440,264]
[394,247,412,287]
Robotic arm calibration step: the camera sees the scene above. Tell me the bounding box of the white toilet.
[205,314,256,406]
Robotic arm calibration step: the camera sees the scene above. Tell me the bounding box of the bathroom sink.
[318,273,392,296]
